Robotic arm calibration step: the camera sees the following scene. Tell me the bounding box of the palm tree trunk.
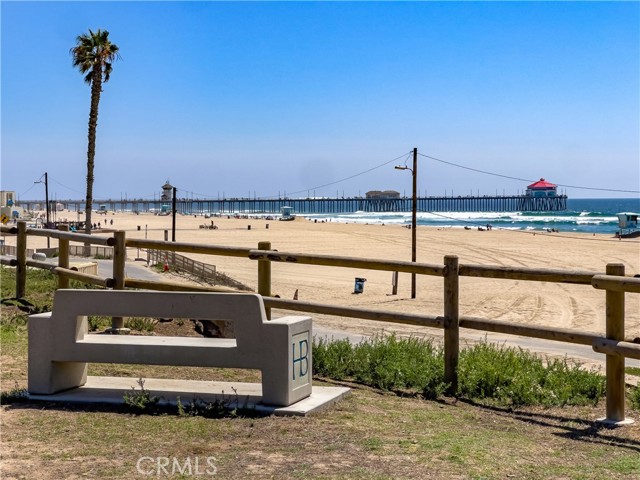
[83,67,103,255]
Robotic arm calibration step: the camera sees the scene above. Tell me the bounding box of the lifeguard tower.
[279,206,295,221]
[617,212,639,237]
[158,181,173,216]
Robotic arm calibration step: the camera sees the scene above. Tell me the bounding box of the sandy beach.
[7,210,639,346]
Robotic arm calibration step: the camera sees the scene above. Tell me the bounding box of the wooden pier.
[21,195,567,215]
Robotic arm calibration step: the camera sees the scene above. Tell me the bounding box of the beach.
[7,210,640,346]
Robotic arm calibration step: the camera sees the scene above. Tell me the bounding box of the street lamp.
[34,172,50,248]
[395,148,418,299]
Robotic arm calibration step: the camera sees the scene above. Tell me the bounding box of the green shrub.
[457,341,605,407]
[314,334,447,397]
[313,335,606,407]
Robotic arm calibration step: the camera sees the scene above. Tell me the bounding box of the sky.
[2,1,639,202]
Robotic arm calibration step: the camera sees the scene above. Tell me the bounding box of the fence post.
[108,230,128,333]
[444,255,460,395]
[599,263,633,425]
[391,271,398,295]
[58,224,70,289]
[258,241,272,320]
[16,221,27,298]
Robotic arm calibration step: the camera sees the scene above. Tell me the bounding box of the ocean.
[303,198,640,235]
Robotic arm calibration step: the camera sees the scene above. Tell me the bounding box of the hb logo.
[292,338,309,380]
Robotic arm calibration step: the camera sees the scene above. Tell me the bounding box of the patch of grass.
[626,366,640,376]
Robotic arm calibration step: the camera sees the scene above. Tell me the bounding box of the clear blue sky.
[2,1,639,201]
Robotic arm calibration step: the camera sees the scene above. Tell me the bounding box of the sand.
[7,210,639,346]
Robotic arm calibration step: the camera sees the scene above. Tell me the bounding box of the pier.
[20,195,567,215]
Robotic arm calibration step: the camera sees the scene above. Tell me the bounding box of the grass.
[2,266,640,478]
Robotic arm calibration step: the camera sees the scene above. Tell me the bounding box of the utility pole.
[34,173,50,248]
[411,148,417,299]
[172,187,177,241]
[394,148,418,299]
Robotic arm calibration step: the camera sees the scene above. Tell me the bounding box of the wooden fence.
[2,221,639,425]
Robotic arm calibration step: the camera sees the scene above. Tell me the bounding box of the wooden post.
[600,263,633,425]
[444,255,459,394]
[16,221,27,298]
[109,231,127,332]
[391,271,398,295]
[58,224,70,289]
[258,241,272,320]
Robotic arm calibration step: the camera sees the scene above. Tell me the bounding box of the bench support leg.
[28,312,88,394]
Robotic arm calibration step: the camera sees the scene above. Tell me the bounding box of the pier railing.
[17,194,568,214]
[2,221,638,425]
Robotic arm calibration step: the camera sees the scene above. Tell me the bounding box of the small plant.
[123,378,160,412]
[0,383,28,403]
[630,385,640,411]
[174,388,253,418]
[125,316,158,332]
[87,316,112,332]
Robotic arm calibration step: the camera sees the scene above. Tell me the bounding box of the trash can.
[354,277,367,294]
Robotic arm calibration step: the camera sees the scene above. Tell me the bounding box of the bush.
[457,341,605,407]
[314,334,447,397]
[313,335,606,407]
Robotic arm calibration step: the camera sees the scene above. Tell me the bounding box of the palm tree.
[71,29,119,242]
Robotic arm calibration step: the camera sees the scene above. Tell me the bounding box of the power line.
[175,151,413,200]
[48,177,85,197]
[418,153,640,194]
[270,151,413,199]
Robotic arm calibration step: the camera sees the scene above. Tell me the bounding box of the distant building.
[525,178,558,197]
[0,190,25,220]
[1,191,16,207]
[366,190,400,199]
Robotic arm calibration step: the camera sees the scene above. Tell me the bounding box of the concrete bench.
[28,290,312,407]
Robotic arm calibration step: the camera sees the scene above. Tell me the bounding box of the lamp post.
[34,172,50,248]
[395,148,418,298]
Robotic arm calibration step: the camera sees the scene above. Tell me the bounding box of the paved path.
[93,258,160,282]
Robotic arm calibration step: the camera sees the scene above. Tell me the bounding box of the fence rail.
[2,221,639,426]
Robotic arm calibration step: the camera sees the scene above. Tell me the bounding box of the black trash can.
[354,277,367,294]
